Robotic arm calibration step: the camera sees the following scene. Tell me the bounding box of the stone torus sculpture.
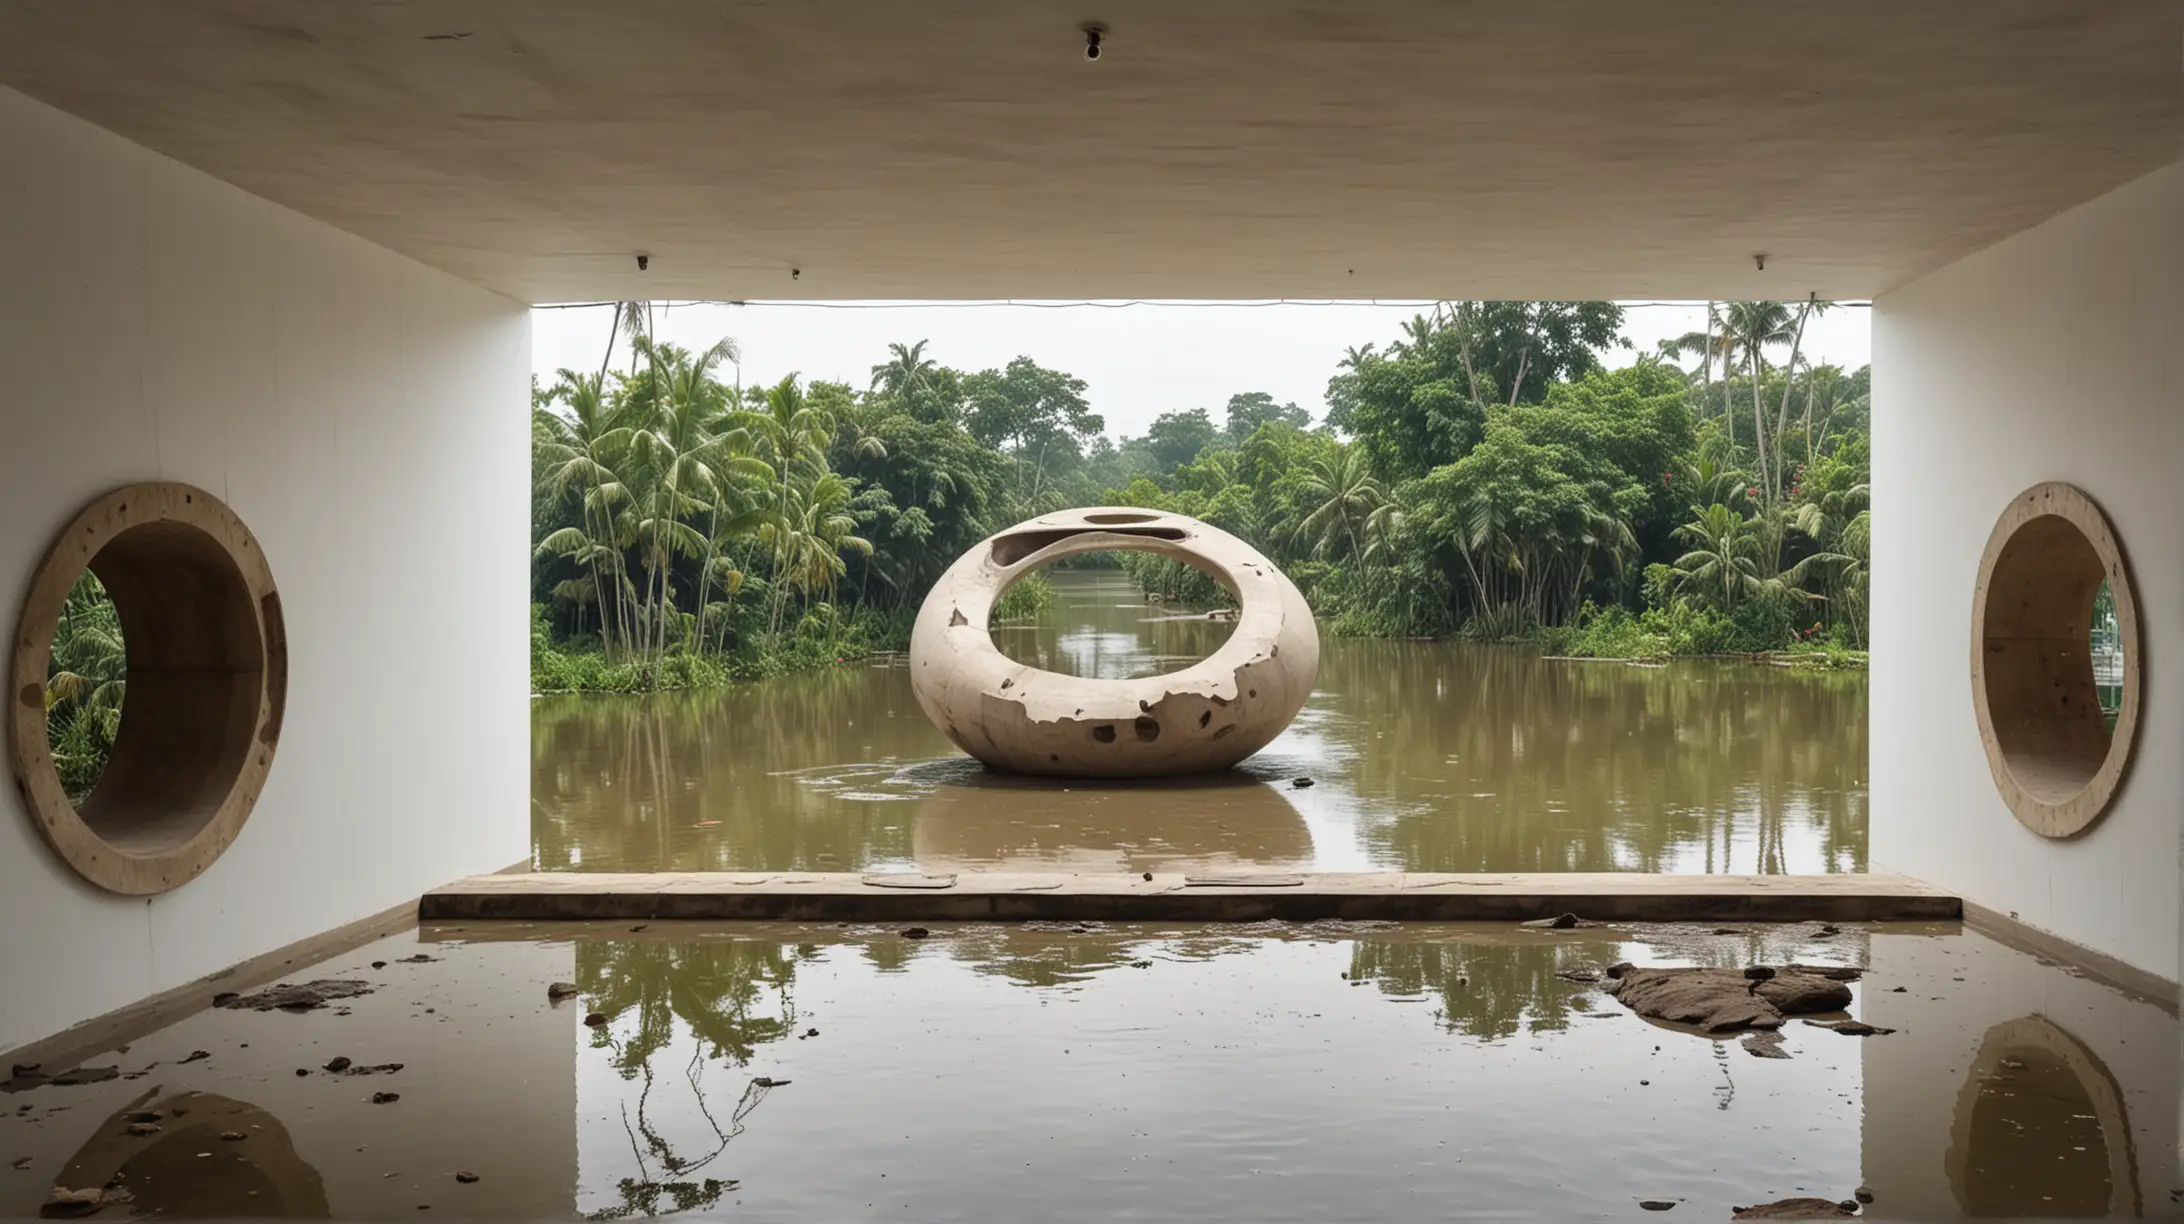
[909,508,1319,777]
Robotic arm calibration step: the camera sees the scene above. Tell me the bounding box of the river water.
[532,571,1866,876]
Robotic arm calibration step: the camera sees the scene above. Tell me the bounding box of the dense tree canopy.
[530,300,1874,690]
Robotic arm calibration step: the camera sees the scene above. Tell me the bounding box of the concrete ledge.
[419,871,1961,924]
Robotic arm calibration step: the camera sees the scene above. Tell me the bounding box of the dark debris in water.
[1803,1019,1894,1036]
[214,980,374,1013]
[1521,913,1602,930]
[1605,966,1852,1033]
[1732,1198,1859,1219]
[1741,1030,1791,1059]
[3,1065,118,1093]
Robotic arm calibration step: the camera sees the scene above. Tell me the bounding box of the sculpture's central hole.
[990,550,1238,680]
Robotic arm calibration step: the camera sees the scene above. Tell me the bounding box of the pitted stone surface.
[909,509,1319,778]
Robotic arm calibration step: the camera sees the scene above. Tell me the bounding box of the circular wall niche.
[7,484,286,894]
[1970,482,2138,839]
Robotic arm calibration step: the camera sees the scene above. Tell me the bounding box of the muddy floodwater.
[4,922,2172,1219]
[533,571,1867,875]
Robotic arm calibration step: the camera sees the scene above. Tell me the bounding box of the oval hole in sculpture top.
[1082,512,1159,525]
[989,550,1237,680]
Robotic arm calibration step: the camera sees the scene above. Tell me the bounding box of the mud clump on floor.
[1803,1019,1894,1036]
[1731,1197,1859,1219]
[1521,913,1602,930]
[317,1056,404,1075]
[1603,966,1853,1033]
[214,980,374,1013]
[3,1066,119,1093]
[1782,963,1864,982]
[1740,1031,1791,1059]
[39,1185,131,1218]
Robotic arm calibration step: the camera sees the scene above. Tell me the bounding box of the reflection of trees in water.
[936,926,1182,987]
[1327,642,1866,873]
[1344,939,1605,1041]
[576,940,811,1219]
[533,665,948,871]
[532,635,1864,877]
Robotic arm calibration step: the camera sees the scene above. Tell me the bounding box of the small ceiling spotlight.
[1753,253,1768,272]
[635,253,650,272]
[1082,22,1106,61]
[791,267,802,281]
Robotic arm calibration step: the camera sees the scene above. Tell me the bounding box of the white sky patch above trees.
[532,302,1871,441]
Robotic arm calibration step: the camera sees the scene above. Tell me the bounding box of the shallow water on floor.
[4,922,2171,1220]
[532,572,1868,876]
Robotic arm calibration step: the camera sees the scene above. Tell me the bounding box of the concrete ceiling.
[0,2,2175,304]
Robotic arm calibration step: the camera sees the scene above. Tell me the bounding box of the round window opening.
[1970,483,2138,838]
[7,484,286,894]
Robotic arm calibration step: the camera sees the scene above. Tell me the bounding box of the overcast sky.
[532,301,1871,441]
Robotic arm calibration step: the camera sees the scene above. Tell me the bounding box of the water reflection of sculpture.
[910,770,1313,873]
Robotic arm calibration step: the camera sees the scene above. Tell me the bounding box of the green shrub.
[529,601,910,694]
[992,572,1058,621]
[1539,604,1665,660]
[1116,550,1233,610]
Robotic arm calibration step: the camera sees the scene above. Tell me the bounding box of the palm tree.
[1293,449,1388,562]
[599,301,655,379]
[735,376,844,633]
[536,370,635,653]
[763,471,872,618]
[1660,302,1730,418]
[1718,301,1795,501]
[1671,503,1768,611]
[870,340,938,402]
[1793,483,1870,638]
[46,572,127,799]
[610,338,767,668]
[1766,299,1828,502]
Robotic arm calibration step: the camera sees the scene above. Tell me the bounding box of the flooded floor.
[2,921,2171,1219]
[533,572,1868,875]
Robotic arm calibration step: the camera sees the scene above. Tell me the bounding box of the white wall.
[0,85,531,1050]
[1872,163,2183,981]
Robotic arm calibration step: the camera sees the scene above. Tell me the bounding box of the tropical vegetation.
[530,300,1877,691]
[43,572,128,802]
